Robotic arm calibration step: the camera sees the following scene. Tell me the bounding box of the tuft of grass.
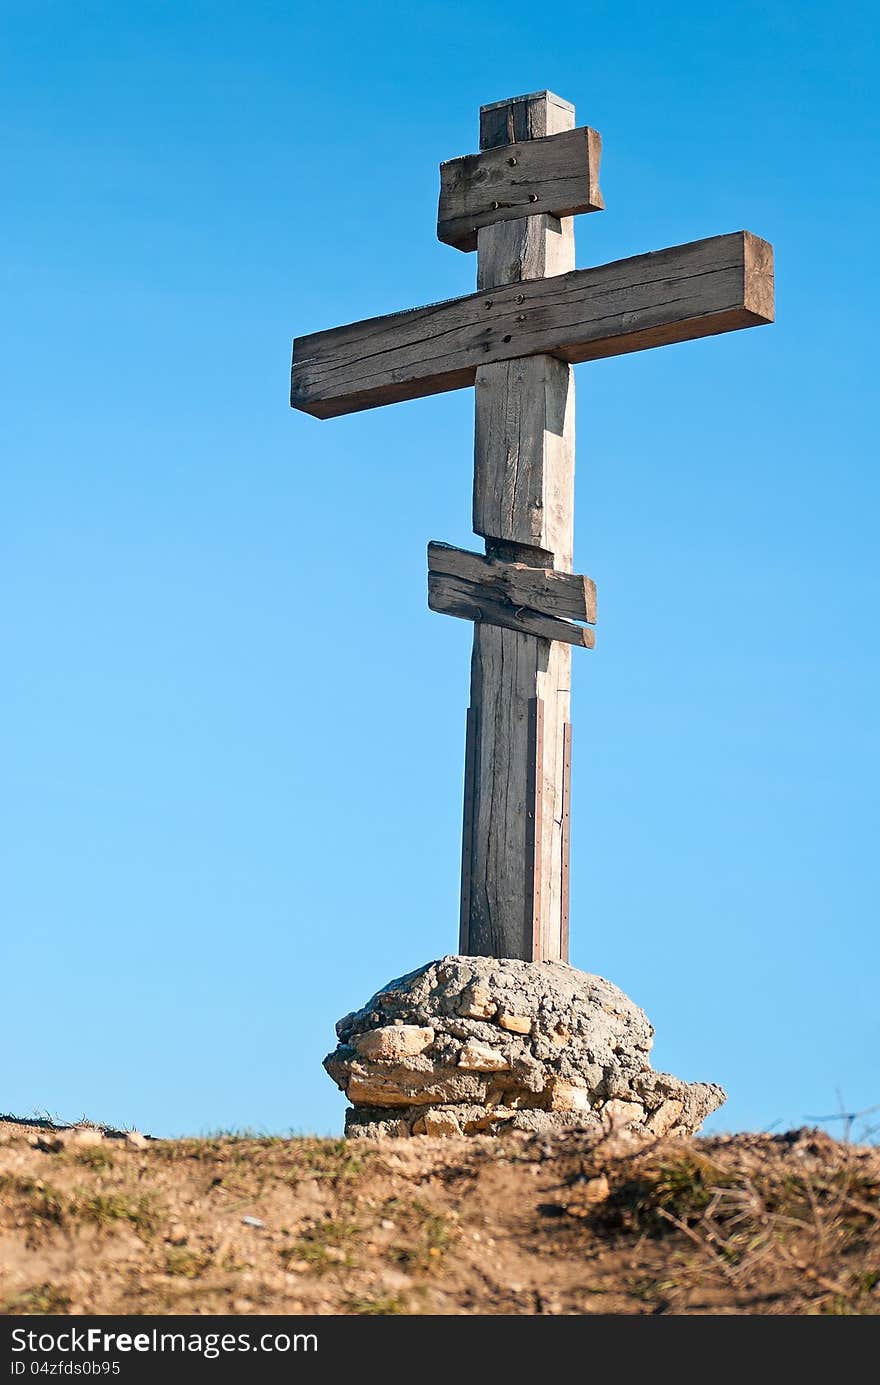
[0,1175,67,1227]
[764,1167,879,1233]
[2,1283,72,1315]
[817,1266,880,1315]
[150,1134,369,1186]
[627,1274,677,1304]
[0,1174,159,1239]
[591,1155,731,1237]
[164,1248,213,1278]
[280,1218,359,1274]
[284,1139,368,1186]
[647,1157,722,1223]
[196,1128,279,1140]
[387,1200,456,1271]
[76,1190,159,1236]
[150,1137,227,1162]
[343,1294,409,1315]
[71,1145,116,1171]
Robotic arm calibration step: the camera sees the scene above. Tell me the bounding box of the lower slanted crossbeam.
[427,541,596,648]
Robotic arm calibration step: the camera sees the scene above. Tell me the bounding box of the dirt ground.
[0,1119,877,1316]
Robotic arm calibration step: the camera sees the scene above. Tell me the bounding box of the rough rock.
[601,1099,645,1129]
[345,1061,489,1108]
[458,983,496,1019]
[545,1077,591,1113]
[645,1098,684,1136]
[498,1011,532,1034]
[508,1109,604,1135]
[458,1039,510,1072]
[325,956,724,1140]
[579,1175,611,1205]
[352,1025,434,1061]
[344,1110,412,1139]
[415,1110,463,1137]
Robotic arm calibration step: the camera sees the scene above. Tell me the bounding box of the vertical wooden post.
[460,91,576,961]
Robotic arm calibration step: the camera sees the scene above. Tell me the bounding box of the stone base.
[324,956,725,1140]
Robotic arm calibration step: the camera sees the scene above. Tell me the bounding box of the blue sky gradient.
[2,1,878,1136]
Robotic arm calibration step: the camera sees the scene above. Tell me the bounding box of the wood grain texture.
[478,89,576,289]
[427,541,596,623]
[290,231,774,418]
[462,91,577,963]
[525,697,544,957]
[479,89,574,149]
[473,355,574,561]
[560,721,572,960]
[476,216,570,289]
[465,626,572,959]
[428,571,595,647]
[458,706,478,953]
[438,126,603,252]
[535,641,570,962]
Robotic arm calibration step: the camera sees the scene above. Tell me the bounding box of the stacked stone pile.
[325,956,724,1139]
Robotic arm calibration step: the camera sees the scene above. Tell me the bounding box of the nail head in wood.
[438,125,604,252]
[291,231,774,419]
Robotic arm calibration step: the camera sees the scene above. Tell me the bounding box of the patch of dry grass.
[0,1120,877,1315]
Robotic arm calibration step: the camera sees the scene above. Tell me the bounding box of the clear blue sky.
[3,1,878,1138]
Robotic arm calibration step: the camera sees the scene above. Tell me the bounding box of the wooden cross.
[290,90,774,964]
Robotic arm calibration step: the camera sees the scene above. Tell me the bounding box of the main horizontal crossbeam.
[291,231,773,419]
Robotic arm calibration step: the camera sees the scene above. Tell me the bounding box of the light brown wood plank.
[458,706,478,954]
[478,89,575,288]
[474,355,575,562]
[438,126,603,252]
[429,572,594,647]
[427,541,596,623]
[560,721,572,961]
[465,625,572,959]
[525,697,544,957]
[466,625,542,956]
[463,90,577,964]
[476,216,570,289]
[290,231,774,418]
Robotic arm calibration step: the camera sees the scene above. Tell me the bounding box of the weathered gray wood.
[478,90,576,288]
[286,86,775,972]
[427,541,596,623]
[428,571,595,647]
[474,355,575,561]
[290,231,774,418]
[462,90,578,963]
[473,90,576,574]
[525,698,544,956]
[438,125,604,252]
[476,216,570,289]
[560,721,572,959]
[465,626,573,959]
[458,706,478,953]
[479,89,575,150]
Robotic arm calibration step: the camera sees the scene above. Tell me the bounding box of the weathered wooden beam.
[438,125,604,252]
[429,572,595,648]
[479,89,575,150]
[474,356,574,561]
[476,94,575,288]
[427,541,596,624]
[464,89,577,963]
[290,231,774,419]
